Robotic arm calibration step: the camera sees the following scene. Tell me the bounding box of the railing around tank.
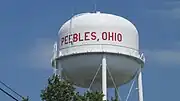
[51,42,145,67]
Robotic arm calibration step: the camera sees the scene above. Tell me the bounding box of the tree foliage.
[74,91,104,101]
[22,96,29,101]
[40,75,119,101]
[40,75,75,101]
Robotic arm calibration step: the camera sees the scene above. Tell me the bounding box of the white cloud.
[144,49,180,65]
[143,41,180,66]
[18,37,180,69]
[164,1,180,6]
[153,8,180,19]
[147,1,180,19]
[20,38,55,69]
[176,42,180,46]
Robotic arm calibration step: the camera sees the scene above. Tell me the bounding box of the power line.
[0,80,24,99]
[0,87,19,101]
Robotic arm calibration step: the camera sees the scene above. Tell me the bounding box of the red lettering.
[117,33,122,42]
[85,32,90,41]
[79,33,83,41]
[61,37,64,46]
[73,33,78,42]
[114,33,117,41]
[60,31,122,46]
[102,32,107,40]
[108,32,114,41]
[65,35,68,44]
[69,34,72,43]
[91,32,96,40]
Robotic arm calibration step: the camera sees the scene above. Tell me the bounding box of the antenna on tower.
[93,0,97,12]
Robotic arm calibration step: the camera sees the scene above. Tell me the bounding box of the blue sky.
[0,0,180,101]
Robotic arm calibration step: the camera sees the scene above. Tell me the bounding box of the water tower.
[51,12,145,101]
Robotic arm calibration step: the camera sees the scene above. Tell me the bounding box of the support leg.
[102,55,107,100]
[53,61,62,81]
[57,63,62,80]
[53,68,57,76]
[137,69,144,101]
[115,88,119,101]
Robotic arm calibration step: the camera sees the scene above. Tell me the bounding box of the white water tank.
[55,12,145,90]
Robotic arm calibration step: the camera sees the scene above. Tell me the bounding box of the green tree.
[40,75,76,101]
[22,96,29,101]
[73,91,104,101]
[40,75,119,101]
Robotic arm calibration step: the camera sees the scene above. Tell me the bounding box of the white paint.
[57,63,62,79]
[53,68,57,76]
[138,69,144,101]
[53,12,145,90]
[102,55,107,100]
[58,12,140,58]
